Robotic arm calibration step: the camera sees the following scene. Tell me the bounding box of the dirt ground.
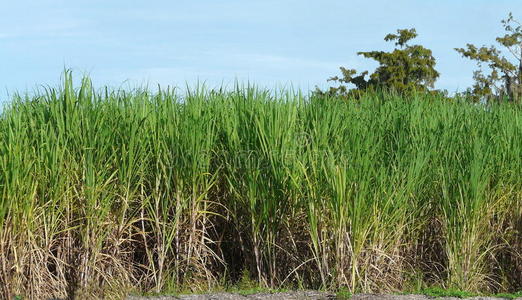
[126,292,522,300]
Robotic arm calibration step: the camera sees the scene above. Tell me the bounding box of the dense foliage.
[321,14,521,102]
[320,28,440,97]
[1,74,521,299]
[456,13,522,102]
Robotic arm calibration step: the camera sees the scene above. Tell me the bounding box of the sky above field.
[1,1,522,101]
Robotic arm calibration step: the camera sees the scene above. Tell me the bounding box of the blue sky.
[1,1,521,101]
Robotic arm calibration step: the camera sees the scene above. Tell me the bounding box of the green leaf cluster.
[321,28,440,98]
[455,13,522,102]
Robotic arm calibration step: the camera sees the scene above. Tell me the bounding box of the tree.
[455,13,522,103]
[319,28,440,98]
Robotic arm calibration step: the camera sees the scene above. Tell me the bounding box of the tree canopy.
[320,28,440,98]
[455,13,522,103]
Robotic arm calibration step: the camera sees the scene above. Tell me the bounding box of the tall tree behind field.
[456,13,522,103]
[320,28,440,98]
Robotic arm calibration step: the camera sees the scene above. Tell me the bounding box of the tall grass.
[0,73,521,299]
